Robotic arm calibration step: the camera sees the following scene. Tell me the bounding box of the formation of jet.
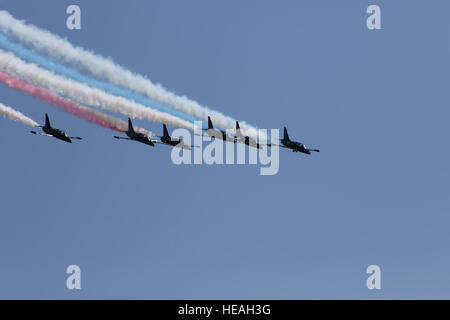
[27,114,320,156]
[30,114,82,143]
[114,118,155,147]
[279,127,320,155]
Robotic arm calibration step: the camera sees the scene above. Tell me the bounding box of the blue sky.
[0,0,449,299]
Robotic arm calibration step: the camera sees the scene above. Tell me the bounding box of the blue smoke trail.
[0,33,202,126]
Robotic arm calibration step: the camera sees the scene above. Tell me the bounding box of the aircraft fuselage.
[126,131,155,146]
[160,136,180,146]
[281,139,311,154]
[205,128,230,141]
[43,126,72,143]
[235,135,261,149]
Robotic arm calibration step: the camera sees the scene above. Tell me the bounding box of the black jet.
[153,124,197,150]
[113,118,155,147]
[30,113,82,143]
[201,116,234,142]
[234,121,262,149]
[279,127,320,155]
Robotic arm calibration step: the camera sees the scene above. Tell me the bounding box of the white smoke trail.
[0,10,265,141]
[0,101,38,127]
[0,50,194,132]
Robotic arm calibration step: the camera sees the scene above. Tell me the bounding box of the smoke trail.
[0,33,198,126]
[0,70,139,133]
[0,101,38,127]
[0,49,194,131]
[0,11,265,141]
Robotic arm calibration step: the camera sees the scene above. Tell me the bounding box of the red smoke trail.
[0,70,124,132]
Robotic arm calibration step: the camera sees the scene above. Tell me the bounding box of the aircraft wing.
[266,143,288,148]
[176,143,201,150]
[151,139,179,147]
[194,133,209,137]
[196,131,236,141]
[113,136,132,140]
[30,131,52,137]
[234,136,269,148]
[150,139,166,145]
[152,139,199,150]
[175,143,191,150]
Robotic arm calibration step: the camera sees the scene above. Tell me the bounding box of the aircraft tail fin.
[127,118,135,134]
[283,127,290,141]
[45,113,51,128]
[162,124,169,138]
[236,121,240,130]
[207,116,214,130]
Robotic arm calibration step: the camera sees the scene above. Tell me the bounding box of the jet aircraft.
[278,127,320,155]
[234,121,262,149]
[113,118,155,147]
[30,114,82,143]
[201,116,234,142]
[153,124,197,150]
